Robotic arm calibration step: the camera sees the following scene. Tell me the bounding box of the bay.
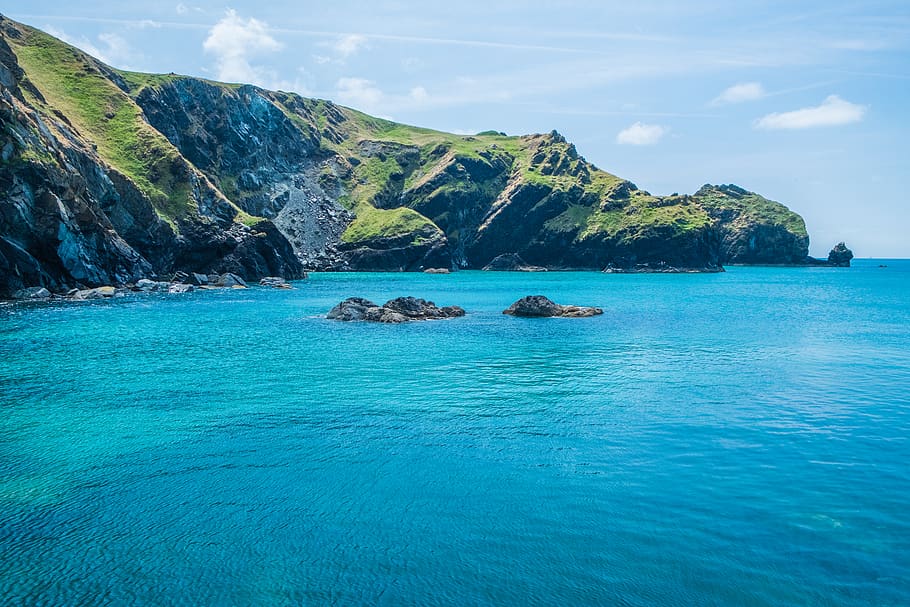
[1,260,908,606]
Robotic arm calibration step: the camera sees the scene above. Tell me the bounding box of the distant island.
[0,16,850,298]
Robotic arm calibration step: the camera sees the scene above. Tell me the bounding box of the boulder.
[482,253,547,272]
[216,272,247,288]
[327,297,381,321]
[827,242,854,267]
[503,295,603,318]
[71,286,117,300]
[187,272,210,286]
[260,276,293,289]
[135,278,170,291]
[423,268,451,274]
[383,296,466,319]
[12,287,51,300]
[168,283,195,294]
[327,296,466,323]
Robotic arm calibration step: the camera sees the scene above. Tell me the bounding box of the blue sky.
[5,1,909,257]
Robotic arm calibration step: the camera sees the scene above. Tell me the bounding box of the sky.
[4,1,909,257]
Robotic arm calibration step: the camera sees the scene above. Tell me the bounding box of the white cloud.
[616,122,666,145]
[176,3,188,14]
[335,77,384,112]
[712,82,765,106]
[754,95,867,130]
[203,10,282,85]
[45,26,135,67]
[334,34,367,58]
[409,86,429,104]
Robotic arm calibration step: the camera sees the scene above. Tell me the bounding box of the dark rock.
[187,272,209,286]
[327,296,465,323]
[503,295,603,318]
[482,253,547,272]
[827,242,854,267]
[326,297,381,321]
[216,272,247,287]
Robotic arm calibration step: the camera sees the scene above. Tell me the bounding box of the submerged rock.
[503,295,602,318]
[327,296,465,323]
[482,253,547,272]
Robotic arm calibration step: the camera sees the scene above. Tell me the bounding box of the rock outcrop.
[0,17,836,298]
[327,296,466,323]
[502,295,603,318]
[827,242,854,267]
[482,253,546,272]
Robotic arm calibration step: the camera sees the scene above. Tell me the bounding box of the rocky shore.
[6,272,298,301]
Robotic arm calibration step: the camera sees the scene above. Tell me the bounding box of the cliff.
[0,17,819,296]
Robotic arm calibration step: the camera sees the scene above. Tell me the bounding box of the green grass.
[581,198,712,239]
[8,26,196,223]
[341,205,438,244]
[695,187,808,236]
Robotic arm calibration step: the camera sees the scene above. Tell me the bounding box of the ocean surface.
[1,260,908,606]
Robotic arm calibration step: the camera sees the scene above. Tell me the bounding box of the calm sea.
[1,260,908,606]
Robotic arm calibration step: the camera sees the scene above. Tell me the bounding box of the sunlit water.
[1,260,908,606]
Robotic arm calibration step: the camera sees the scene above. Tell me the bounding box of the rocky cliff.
[1,17,821,297]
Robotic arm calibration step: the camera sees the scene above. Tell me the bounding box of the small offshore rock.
[12,287,51,300]
[260,276,293,289]
[327,296,466,323]
[503,295,603,318]
[827,242,854,267]
[482,253,546,272]
[168,283,195,294]
[423,268,451,274]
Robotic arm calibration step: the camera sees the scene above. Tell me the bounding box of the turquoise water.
[1,260,908,606]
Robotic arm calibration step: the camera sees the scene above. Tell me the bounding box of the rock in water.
[827,242,854,267]
[12,287,51,300]
[503,295,603,318]
[327,297,381,321]
[327,296,465,323]
[216,273,247,288]
[260,277,293,289]
[482,254,547,272]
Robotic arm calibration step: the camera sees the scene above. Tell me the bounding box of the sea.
[1,259,908,606]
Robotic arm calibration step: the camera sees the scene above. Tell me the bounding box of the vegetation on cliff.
[0,16,820,295]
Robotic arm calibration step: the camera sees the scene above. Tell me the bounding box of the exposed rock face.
[827,242,854,267]
[693,184,809,264]
[503,295,603,318]
[482,253,547,272]
[0,18,303,298]
[0,17,828,296]
[327,296,466,323]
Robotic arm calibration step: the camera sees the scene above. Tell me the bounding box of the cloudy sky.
[5,1,909,256]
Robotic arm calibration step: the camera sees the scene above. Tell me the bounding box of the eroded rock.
[503,295,602,318]
[327,296,465,323]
